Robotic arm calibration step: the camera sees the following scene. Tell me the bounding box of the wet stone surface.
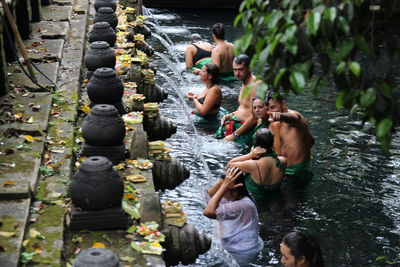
[41,5,73,22]
[31,21,69,39]
[0,92,52,132]
[24,39,65,62]
[0,136,44,192]
[0,199,31,267]
[7,62,59,91]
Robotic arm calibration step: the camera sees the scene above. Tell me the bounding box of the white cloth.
[215,196,263,256]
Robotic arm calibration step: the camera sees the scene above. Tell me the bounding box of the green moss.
[0,215,20,252]
[34,180,50,201]
[24,205,65,265]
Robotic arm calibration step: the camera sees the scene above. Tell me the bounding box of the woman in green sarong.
[185,33,213,75]
[227,128,286,202]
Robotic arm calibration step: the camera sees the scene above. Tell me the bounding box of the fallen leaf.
[4,149,14,155]
[29,229,45,240]
[73,248,81,255]
[22,239,30,247]
[0,231,16,237]
[24,135,34,143]
[27,117,35,123]
[72,236,83,244]
[120,256,135,262]
[48,192,62,198]
[3,181,17,187]
[92,242,106,248]
[51,149,64,154]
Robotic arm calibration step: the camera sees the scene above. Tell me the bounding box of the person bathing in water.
[214,54,258,147]
[266,91,314,179]
[204,167,263,266]
[186,63,226,119]
[227,128,286,202]
[185,33,213,75]
[210,23,236,82]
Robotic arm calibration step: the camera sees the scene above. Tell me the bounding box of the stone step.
[53,0,73,6]
[41,5,73,22]
[24,39,65,62]
[0,136,44,193]
[0,92,52,132]
[0,199,31,267]
[31,21,69,39]
[7,62,59,91]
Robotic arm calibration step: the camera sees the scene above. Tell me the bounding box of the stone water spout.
[151,158,190,191]
[143,114,177,141]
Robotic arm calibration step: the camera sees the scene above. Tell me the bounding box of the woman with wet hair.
[280,231,325,267]
[187,63,227,119]
[227,128,286,201]
[204,167,263,266]
[185,33,213,74]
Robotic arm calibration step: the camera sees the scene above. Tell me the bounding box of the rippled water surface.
[143,8,400,266]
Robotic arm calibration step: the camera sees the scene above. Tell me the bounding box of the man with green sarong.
[214,54,258,147]
[210,23,235,82]
[267,92,315,179]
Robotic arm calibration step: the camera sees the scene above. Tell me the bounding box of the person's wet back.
[185,33,213,75]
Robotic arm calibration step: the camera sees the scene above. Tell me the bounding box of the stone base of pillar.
[68,205,130,230]
[80,142,126,164]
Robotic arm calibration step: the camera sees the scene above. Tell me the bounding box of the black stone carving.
[93,7,118,29]
[143,114,177,141]
[86,68,123,105]
[94,0,117,12]
[151,158,190,191]
[69,156,124,211]
[84,41,116,72]
[73,248,120,267]
[88,22,117,47]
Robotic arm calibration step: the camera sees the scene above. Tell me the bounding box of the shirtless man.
[210,23,235,82]
[214,54,258,146]
[267,92,314,178]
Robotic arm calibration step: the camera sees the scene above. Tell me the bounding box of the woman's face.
[200,66,210,83]
[280,243,297,267]
[253,99,268,119]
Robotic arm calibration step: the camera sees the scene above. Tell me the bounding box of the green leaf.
[350,103,359,114]
[336,61,346,74]
[274,68,287,88]
[360,88,376,107]
[380,83,393,99]
[355,34,370,53]
[241,84,254,100]
[348,61,361,76]
[307,11,322,35]
[233,13,244,27]
[336,91,345,109]
[338,16,350,34]
[256,83,268,98]
[289,71,305,93]
[324,7,337,22]
[376,118,392,139]
[20,252,36,264]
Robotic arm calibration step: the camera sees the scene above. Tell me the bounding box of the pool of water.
[143,8,400,266]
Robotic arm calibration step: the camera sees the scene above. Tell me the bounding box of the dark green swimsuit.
[245,151,282,201]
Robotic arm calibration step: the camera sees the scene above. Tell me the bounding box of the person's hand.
[222,167,243,189]
[250,146,267,158]
[224,134,235,141]
[186,92,197,101]
[221,113,233,124]
[268,112,281,122]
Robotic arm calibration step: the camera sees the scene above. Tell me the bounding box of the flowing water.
[143,8,400,266]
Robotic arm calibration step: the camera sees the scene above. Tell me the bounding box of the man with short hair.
[267,92,314,179]
[214,54,258,146]
[211,23,235,82]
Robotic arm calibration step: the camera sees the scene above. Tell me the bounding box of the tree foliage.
[235,0,400,150]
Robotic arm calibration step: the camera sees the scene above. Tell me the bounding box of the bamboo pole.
[1,0,37,82]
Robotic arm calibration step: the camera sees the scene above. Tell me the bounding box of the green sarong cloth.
[214,114,255,147]
[193,107,229,130]
[220,71,236,82]
[187,58,212,72]
[245,175,282,201]
[284,159,312,179]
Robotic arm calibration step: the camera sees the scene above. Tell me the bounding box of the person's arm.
[192,86,220,116]
[207,179,223,197]
[227,146,266,165]
[229,160,256,174]
[269,110,302,124]
[269,121,282,155]
[185,46,194,69]
[203,168,242,219]
[224,115,257,141]
[211,48,220,68]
